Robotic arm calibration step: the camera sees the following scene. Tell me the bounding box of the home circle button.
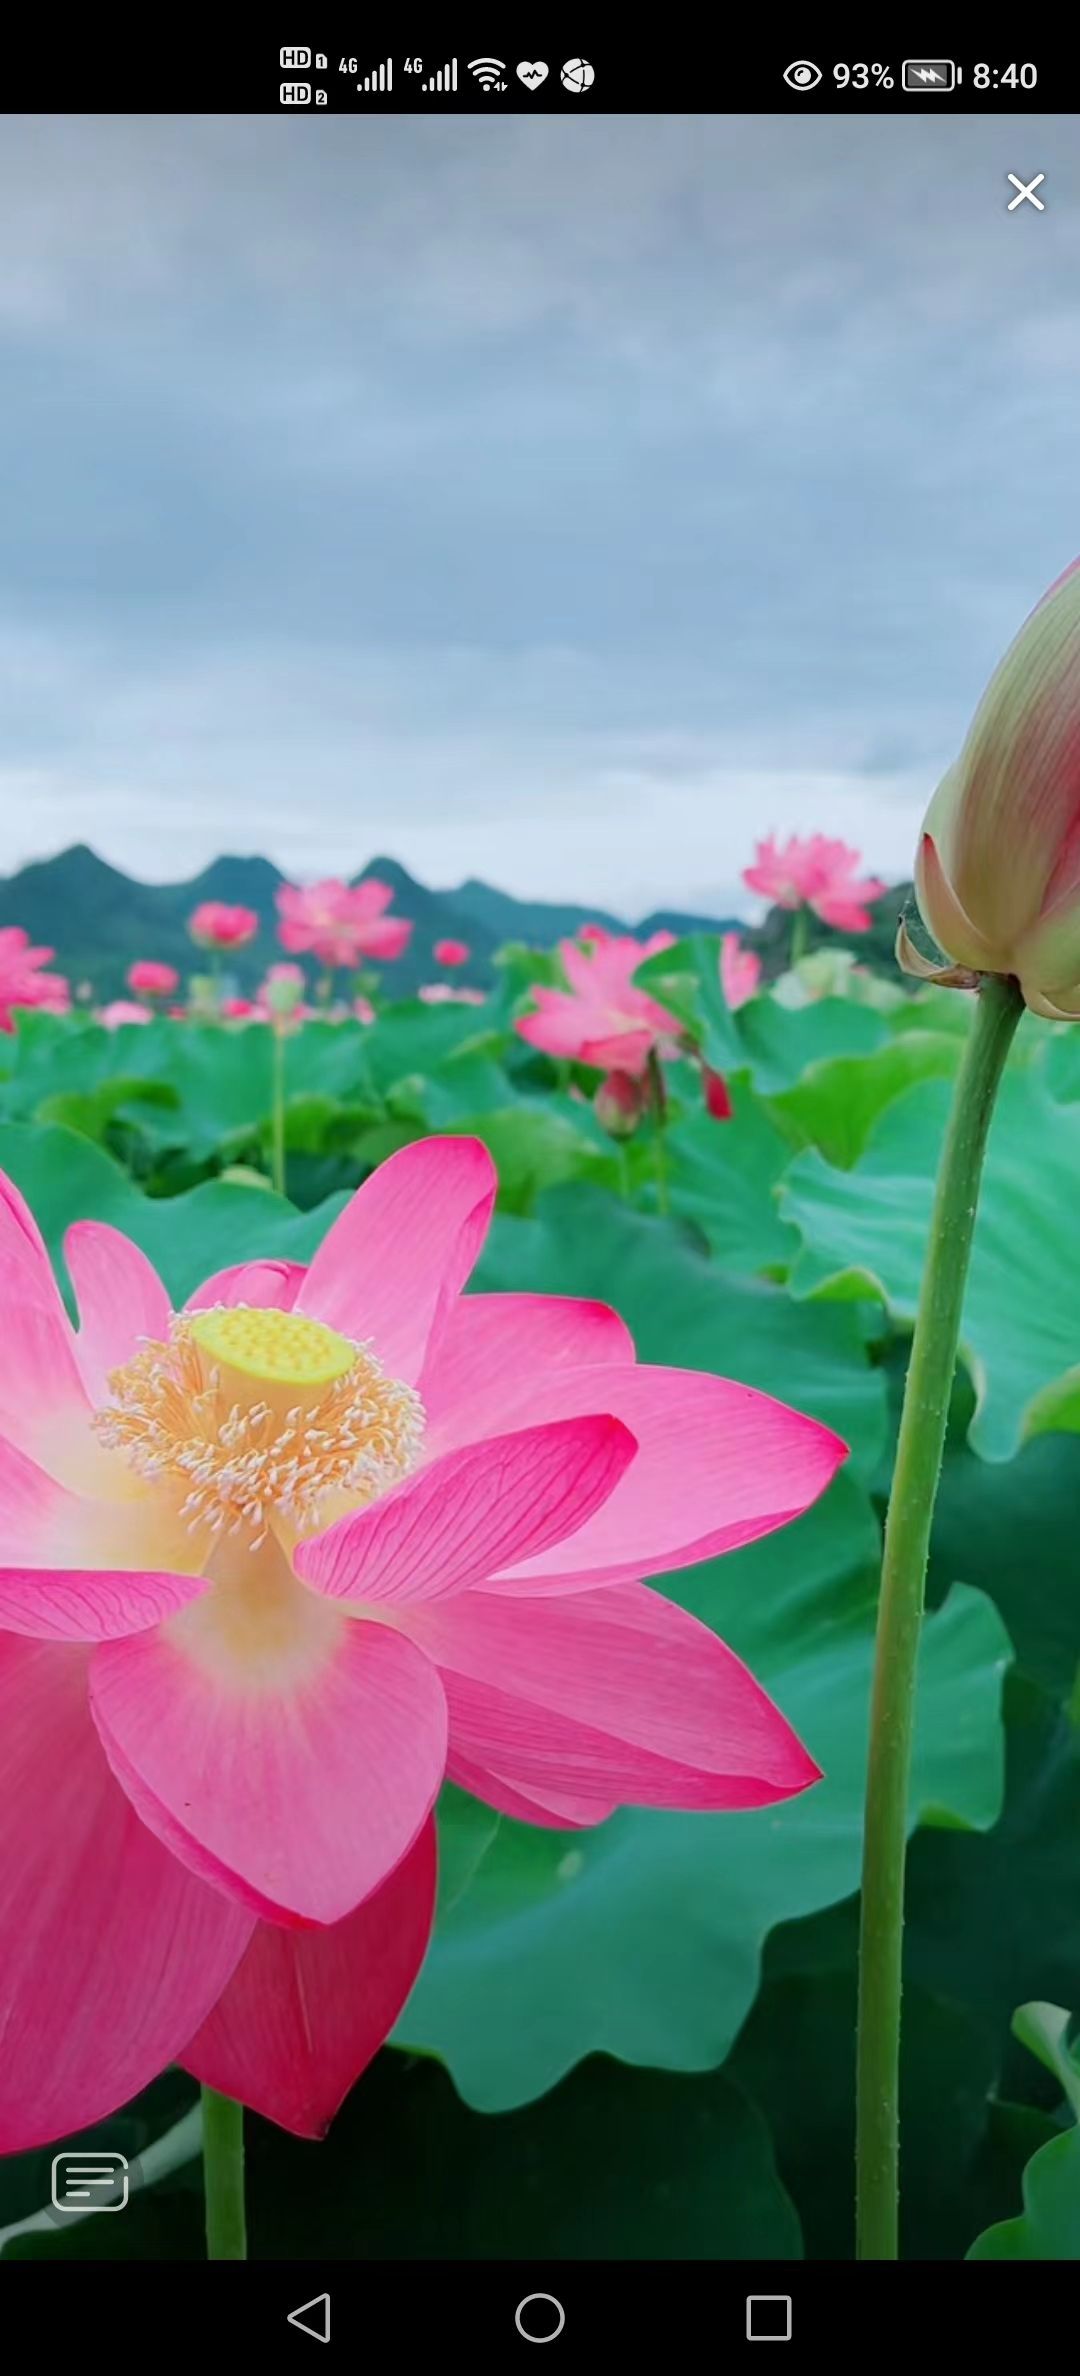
[515,2293,566,2343]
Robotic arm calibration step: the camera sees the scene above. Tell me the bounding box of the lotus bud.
[701,1064,733,1122]
[903,559,1080,1016]
[262,961,306,1021]
[594,1068,646,1139]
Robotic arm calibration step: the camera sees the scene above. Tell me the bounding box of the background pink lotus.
[516,932,682,1076]
[721,931,762,1010]
[128,960,179,998]
[188,902,259,952]
[277,878,412,969]
[434,938,470,967]
[97,999,154,1028]
[0,928,71,1032]
[743,835,887,933]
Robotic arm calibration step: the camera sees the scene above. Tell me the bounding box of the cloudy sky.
[2,110,1079,916]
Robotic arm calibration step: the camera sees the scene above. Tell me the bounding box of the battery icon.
[902,59,956,91]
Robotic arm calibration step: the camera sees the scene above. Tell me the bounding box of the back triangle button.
[287,2292,331,2343]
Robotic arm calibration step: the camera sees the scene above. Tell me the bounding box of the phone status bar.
[0,33,1071,110]
[274,46,1058,112]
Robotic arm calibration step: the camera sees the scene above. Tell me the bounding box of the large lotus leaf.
[764,1677,1080,2107]
[930,1421,1080,1704]
[731,1971,1010,2263]
[968,2126,1080,2259]
[663,1078,799,1273]
[768,1033,961,1170]
[902,1680,1080,2037]
[445,1107,621,1212]
[967,2002,1080,2259]
[358,998,505,1096]
[780,1069,1080,1459]
[247,2049,801,2262]
[738,1687,1080,2260]
[0,1009,507,1167]
[394,1189,1007,2108]
[0,1124,347,1304]
[636,934,888,1092]
[4,2051,800,2263]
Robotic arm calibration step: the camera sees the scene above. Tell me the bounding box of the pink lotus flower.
[516,933,682,1076]
[721,931,762,1011]
[220,996,258,1020]
[0,1136,843,2149]
[0,928,71,1033]
[578,923,611,946]
[276,878,412,969]
[97,1000,154,1029]
[353,996,376,1024]
[742,836,887,934]
[128,961,179,999]
[434,938,470,968]
[188,903,259,952]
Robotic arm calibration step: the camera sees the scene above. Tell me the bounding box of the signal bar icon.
[359,57,392,92]
[421,58,457,91]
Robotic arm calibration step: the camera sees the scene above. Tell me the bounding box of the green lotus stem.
[201,2085,247,2261]
[790,906,810,965]
[646,1048,669,1215]
[855,970,1024,2260]
[271,1023,287,1195]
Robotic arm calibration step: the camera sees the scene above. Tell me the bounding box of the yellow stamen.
[189,1305,355,1389]
[93,1306,424,1549]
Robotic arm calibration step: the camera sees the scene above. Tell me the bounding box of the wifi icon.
[468,57,507,90]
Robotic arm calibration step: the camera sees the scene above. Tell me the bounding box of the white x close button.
[1007,172,1046,210]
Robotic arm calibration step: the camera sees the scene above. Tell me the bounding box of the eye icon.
[783,60,822,90]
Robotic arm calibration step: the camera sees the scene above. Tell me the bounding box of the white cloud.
[0,622,933,910]
[1,114,1079,901]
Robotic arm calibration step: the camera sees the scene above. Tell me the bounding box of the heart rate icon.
[516,60,548,88]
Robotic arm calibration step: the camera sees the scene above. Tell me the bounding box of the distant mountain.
[0,842,912,998]
[447,880,625,946]
[447,878,743,949]
[0,846,495,999]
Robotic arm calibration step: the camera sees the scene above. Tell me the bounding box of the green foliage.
[5,934,1080,2264]
[781,1065,1080,1457]
[967,2003,1080,2258]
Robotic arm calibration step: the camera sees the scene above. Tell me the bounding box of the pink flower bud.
[594,1068,646,1138]
[702,1064,733,1122]
[905,559,1080,1016]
